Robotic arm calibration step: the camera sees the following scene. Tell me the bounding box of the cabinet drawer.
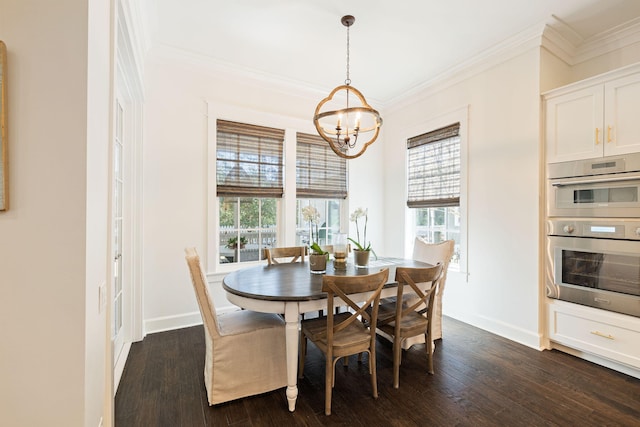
[548,302,640,368]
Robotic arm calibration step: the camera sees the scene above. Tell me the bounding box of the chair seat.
[301,313,370,352]
[375,301,397,323]
[370,298,427,324]
[378,311,429,336]
[217,310,285,336]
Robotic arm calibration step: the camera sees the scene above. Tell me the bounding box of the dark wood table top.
[222,257,431,301]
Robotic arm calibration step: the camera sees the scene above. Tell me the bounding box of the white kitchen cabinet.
[547,299,640,374]
[604,73,640,157]
[544,65,640,164]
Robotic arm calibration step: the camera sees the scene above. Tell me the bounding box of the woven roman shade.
[216,120,284,197]
[296,132,347,199]
[407,123,460,208]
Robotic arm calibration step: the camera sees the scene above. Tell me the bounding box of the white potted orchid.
[348,207,376,268]
[302,205,327,273]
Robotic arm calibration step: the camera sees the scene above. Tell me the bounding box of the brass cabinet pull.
[590,330,614,340]
[607,125,613,143]
[595,128,600,145]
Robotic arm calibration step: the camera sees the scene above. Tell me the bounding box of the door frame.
[109,0,144,394]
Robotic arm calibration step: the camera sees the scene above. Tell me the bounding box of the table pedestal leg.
[284,302,299,411]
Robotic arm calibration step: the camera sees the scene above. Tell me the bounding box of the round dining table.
[222,257,430,412]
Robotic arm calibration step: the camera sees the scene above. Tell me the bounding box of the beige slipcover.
[412,238,455,342]
[185,247,288,405]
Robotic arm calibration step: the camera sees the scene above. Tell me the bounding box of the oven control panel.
[547,219,640,241]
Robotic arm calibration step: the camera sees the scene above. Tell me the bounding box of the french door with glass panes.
[112,95,126,374]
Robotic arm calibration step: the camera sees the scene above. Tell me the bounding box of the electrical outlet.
[99,282,107,313]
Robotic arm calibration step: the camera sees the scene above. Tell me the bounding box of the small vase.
[353,249,370,269]
[309,253,327,274]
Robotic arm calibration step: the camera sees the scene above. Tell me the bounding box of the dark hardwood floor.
[115,316,640,426]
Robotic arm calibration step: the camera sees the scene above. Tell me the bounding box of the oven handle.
[551,174,640,187]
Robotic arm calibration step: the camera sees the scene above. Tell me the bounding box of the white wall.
[142,50,387,331]
[384,48,543,348]
[86,0,112,426]
[540,47,572,93]
[142,12,640,355]
[0,1,111,426]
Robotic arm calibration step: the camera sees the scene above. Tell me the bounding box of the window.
[295,199,342,246]
[407,123,461,267]
[219,197,277,263]
[414,206,461,266]
[216,120,284,264]
[295,132,347,247]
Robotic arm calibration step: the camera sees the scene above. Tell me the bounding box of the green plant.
[226,236,247,249]
[309,242,328,256]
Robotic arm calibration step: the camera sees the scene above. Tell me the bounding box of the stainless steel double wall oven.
[546,152,640,317]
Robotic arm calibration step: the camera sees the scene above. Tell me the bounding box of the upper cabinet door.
[604,73,640,157]
[545,85,604,164]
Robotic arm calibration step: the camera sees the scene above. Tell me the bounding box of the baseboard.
[113,341,131,395]
[144,305,240,335]
[444,310,543,350]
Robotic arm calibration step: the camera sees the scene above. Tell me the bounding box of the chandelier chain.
[345,24,351,86]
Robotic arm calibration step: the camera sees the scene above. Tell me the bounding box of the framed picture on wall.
[0,40,7,211]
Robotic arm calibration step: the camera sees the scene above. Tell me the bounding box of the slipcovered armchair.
[412,238,455,342]
[184,247,287,405]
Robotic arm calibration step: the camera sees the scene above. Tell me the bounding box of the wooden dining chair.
[264,246,306,265]
[374,264,443,388]
[298,268,389,415]
[184,247,287,405]
[378,239,455,351]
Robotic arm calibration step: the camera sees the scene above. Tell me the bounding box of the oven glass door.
[551,236,640,297]
[561,250,640,296]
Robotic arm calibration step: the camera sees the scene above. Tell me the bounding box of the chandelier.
[313,15,383,159]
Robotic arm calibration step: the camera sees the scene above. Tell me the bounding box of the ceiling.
[143,0,640,104]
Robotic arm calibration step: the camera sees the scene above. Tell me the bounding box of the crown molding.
[146,14,640,114]
[540,19,579,65]
[541,15,640,66]
[385,20,548,112]
[386,15,640,112]
[150,43,355,105]
[573,16,640,64]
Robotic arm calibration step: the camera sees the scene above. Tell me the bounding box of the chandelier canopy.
[313,15,383,160]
